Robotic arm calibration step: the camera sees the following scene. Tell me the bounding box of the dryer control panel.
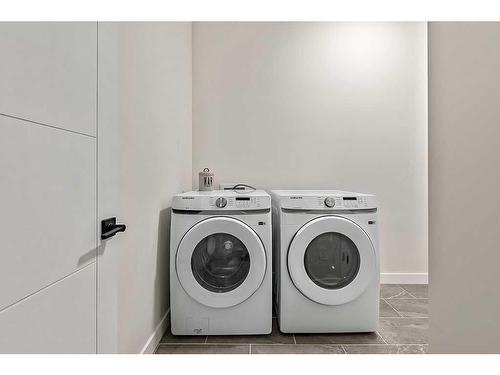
[272,190,377,211]
[318,196,370,209]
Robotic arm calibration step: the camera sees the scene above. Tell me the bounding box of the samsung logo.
[181,197,195,200]
[290,196,303,200]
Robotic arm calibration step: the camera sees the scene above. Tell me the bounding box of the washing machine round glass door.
[287,215,376,305]
[176,216,266,308]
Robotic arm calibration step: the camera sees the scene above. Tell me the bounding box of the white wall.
[98,22,192,353]
[193,22,428,279]
[429,22,500,353]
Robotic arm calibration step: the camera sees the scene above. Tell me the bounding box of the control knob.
[324,196,335,208]
[215,197,227,208]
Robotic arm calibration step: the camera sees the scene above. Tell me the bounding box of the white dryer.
[170,190,272,335]
[271,190,379,333]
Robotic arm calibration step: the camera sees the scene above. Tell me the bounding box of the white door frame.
[96,22,120,353]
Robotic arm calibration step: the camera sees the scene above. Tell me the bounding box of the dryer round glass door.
[176,217,266,308]
[288,216,376,305]
[304,232,360,290]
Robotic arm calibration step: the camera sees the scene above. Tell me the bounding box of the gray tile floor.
[155,284,428,354]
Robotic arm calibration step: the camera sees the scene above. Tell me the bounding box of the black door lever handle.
[101,217,126,240]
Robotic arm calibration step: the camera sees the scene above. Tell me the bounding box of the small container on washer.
[198,168,214,191]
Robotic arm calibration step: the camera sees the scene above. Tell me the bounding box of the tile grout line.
[336,344,428,347]
[377,316,428,319]
[159,343,211,346]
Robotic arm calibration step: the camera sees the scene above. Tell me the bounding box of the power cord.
[231,183,257,193]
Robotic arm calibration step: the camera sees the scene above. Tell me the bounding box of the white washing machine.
[271,190,379,333]
[170,190,272,335]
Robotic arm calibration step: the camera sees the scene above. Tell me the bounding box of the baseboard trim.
[140,308,170,354]
[380,273,428,284]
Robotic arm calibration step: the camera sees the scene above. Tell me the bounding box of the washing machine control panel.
[208,195,268,210]
[172,191,271,211]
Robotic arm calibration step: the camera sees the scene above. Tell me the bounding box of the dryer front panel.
[287,216,376,306]
[176,217,266,308]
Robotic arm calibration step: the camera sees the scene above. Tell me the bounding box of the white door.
[0,23,99,353]
[176,217,266,308]
[287,216,376,305]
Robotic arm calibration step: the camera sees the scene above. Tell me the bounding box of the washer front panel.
[176,217,266,308]
[287,215,376,305]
